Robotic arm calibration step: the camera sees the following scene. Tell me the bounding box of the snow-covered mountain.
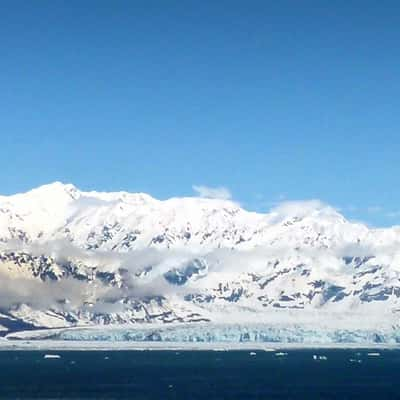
[1,182,400,342]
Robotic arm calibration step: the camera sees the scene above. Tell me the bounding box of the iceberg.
[43,354,61,359]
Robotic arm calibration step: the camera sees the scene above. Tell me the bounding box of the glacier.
[7,322,400,345]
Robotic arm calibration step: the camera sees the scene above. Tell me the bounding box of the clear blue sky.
[1,1,399,226]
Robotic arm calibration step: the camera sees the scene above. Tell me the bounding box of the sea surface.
[1,349,400,399]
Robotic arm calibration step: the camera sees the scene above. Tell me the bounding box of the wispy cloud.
[366,206,383,214]
[386,211,400,218]
[192,185,232,200]
[268,199,337,221]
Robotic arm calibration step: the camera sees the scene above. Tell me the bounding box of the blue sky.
[1,1,399,226]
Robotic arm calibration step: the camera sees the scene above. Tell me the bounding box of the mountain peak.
[267,200,345,225]
[2,181,79,200]
[34,181,79,195]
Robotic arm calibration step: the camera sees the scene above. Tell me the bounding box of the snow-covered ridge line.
[0,182,400,337]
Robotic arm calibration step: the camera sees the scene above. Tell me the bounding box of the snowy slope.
[1,182,400,339]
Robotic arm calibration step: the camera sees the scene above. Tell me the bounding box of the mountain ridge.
[0,182,400,341]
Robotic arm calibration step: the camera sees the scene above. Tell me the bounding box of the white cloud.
[192,185,232,200]
[268,199,338,222]
[344,205,358,212]
[386,211,400,218]
[367,206,383,214]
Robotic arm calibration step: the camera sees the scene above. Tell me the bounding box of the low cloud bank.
[1,212,400,313]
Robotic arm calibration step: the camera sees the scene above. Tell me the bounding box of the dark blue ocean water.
[0,349,399,399]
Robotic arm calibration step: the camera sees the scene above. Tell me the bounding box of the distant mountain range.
[0,182,400,341]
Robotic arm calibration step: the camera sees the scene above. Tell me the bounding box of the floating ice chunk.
[313,354,327,360]
[44,354,61,359]
[367,352,381,357]
[349,358,362,364]
[249,352,257,356]
[275,352,288,357]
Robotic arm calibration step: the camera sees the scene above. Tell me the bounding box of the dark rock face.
[164,259,207,285]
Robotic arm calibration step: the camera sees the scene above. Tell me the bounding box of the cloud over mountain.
[192,185,232,200]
